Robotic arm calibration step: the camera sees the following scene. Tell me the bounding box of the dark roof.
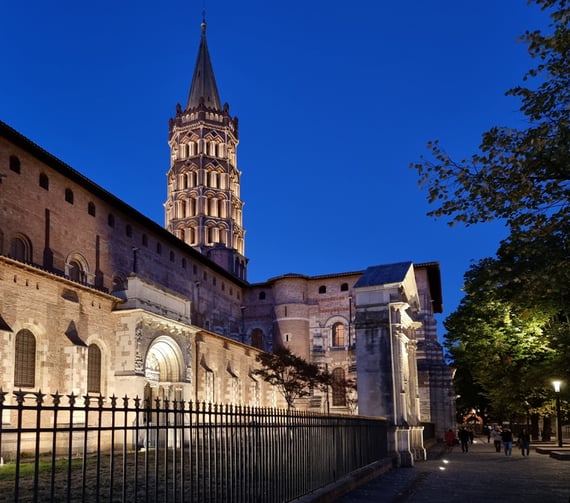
[186,21,222,111]
[354,261,413,288]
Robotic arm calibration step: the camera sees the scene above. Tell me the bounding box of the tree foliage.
[445,259,562,420]
[412,0,570,243]
[412,0,570,421]
[253,347,329,410]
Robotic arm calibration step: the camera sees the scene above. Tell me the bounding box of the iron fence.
[0,390,387,502]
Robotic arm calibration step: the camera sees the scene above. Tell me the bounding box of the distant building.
[0,19,454,463]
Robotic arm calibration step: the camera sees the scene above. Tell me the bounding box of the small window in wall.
[332,323,345,347]
[9,155,21,174]
[87,344,102,393]
[156,242,162,254]
[14,329,36,388]
[39,173,49,190]
[318,285,326,294]
[108,214,115,228]
[88,202,96,216]
[65,188,74,204]
[182,258,187,269]
[170,250,175,262]
[341,283,349,292]
[126,224,132,237]
[259,291,266,300]
[142,234,148,247]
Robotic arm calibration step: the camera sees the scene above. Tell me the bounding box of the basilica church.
[0,19,454,461]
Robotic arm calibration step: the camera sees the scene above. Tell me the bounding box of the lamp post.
[553,380,563,448]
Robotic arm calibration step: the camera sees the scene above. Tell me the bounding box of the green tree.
[254,347,328,410]
[444,259,558,422]
[412,0,570,245]
[411,0,570,421]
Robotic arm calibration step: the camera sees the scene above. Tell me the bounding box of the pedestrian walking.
[491,426,502,452]
[458,427,470,453]
[501,426,514,456]
[519,428,531,456]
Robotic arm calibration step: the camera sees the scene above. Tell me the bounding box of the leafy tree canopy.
[411,0,570,242]
[253,347,329,410]
[412,0,570,421]
[445,258,562,421]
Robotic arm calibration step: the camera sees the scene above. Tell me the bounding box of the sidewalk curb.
[292,457,394,503]
[294,442,447,502]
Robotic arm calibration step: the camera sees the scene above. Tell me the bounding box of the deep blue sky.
[1,1,550,337]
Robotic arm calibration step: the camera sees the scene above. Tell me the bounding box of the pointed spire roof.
[186,19,222,111]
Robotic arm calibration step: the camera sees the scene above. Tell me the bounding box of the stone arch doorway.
[144,336,185,412]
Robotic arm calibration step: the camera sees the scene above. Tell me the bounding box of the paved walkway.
[336,437,570,502]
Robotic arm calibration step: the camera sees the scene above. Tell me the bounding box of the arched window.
[341,283,349,292]
[318,285,326,294]
[67,253,89,283]
[65,188,74,204]
[108,213,115,228]
[259,291,266,300]
[87,344,102,393]
[14,329,36,388]
[332,322,345,347]
[69,260,84,282]
[11,235,32,262]
[332,368,347,406]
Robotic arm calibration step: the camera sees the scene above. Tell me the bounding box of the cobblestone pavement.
[337,437,570,502]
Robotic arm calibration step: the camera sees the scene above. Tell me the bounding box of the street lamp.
[553,380,563,448]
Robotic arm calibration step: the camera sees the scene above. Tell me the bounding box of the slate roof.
[186,21,222,111]
[354,261,413,288]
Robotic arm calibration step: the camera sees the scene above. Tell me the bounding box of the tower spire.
[186,14,221,111]
[166,18,247,281]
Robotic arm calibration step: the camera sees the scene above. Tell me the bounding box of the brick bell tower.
[165,18,247,281]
